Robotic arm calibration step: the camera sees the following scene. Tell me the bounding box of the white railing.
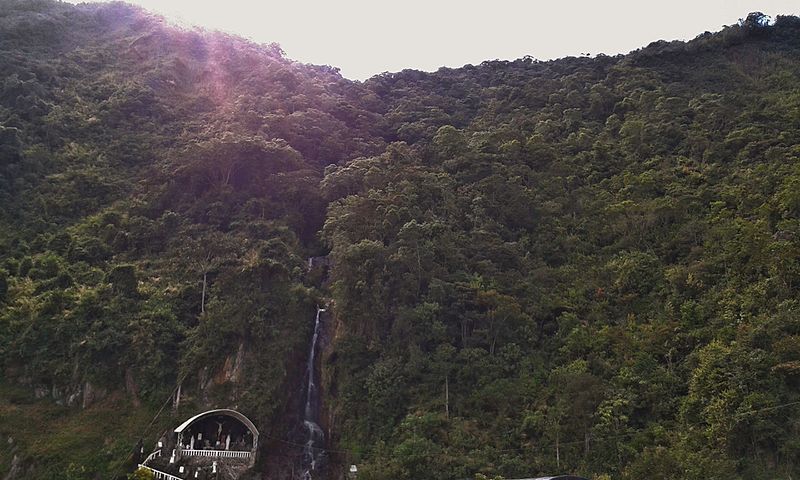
[181,449,252,459]
[136,465,182,480]
[143,449,161,465]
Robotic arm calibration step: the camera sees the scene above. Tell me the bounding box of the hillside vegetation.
[1,2,800,479]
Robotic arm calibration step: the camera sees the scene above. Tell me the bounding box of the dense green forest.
[1,2,800,479]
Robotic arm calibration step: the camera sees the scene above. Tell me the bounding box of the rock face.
[195,341,248,406]
[218,342,247,386]
[3,454,25,480]
[3,437,30,480]
[82,381,107,409]
[28,380,101,408]
[125,368,142,407]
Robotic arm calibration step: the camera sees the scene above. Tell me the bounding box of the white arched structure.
[174,409,259,461]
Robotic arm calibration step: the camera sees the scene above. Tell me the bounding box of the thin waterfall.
[301,305,326,479]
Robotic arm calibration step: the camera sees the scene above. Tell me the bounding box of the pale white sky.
[68,0,799,80]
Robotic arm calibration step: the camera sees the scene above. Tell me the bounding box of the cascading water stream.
[301,305,326,480]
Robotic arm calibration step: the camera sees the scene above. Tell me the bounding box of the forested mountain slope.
[0,1,384,477]
[1,2,800,479]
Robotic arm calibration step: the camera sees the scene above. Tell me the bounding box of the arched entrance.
[174,409,259,459]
